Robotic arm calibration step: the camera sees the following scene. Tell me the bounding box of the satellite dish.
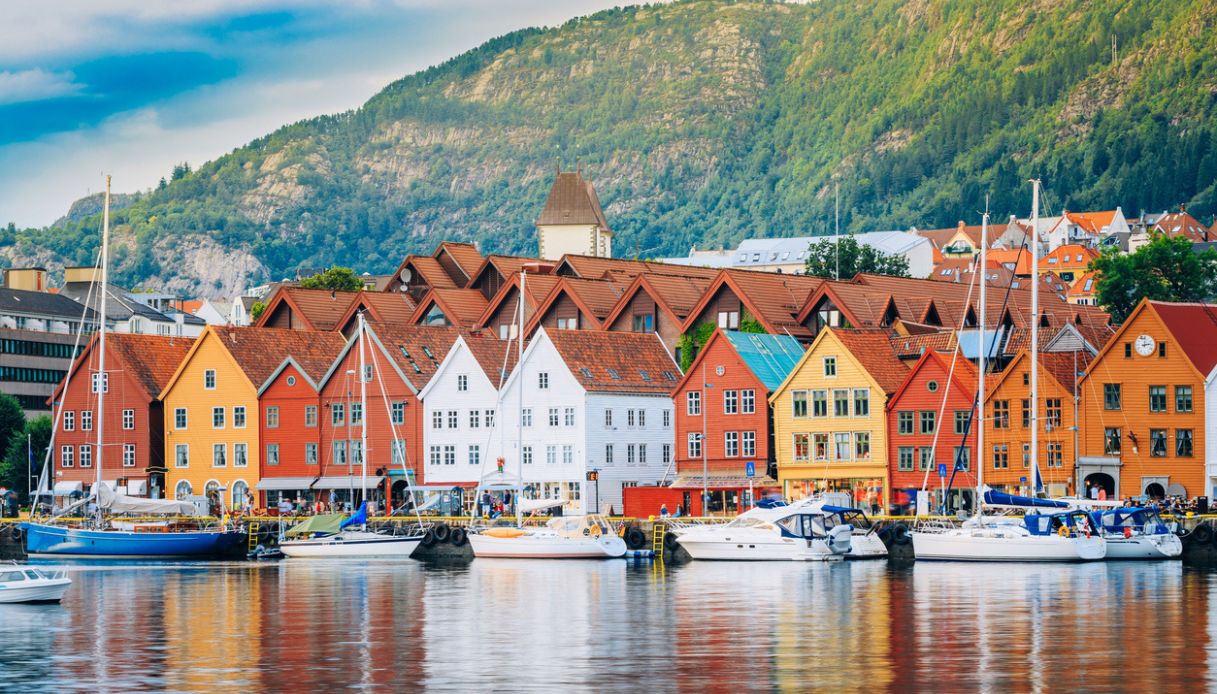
[400,268,413,283]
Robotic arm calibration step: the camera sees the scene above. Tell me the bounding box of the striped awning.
[670,475,779,490]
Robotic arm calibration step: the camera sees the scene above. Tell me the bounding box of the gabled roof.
[721,330,806,392]
[601,272,714,330]
[468,254,550,289]
[544,329,678,394]
[254,286,360,331]
[433,242,484,285]
[524,276,630,334]
[410,288,490,328]
[887,349,977,408]
[327,324,463,394]
[796,280,896,328]
[160,326,346,398]
[830,328,909,394]
[1068,271,1098,297]
[986,248,1034,276]
[52,333,193,403]
[462,330,521,387]
[683,269,821,338]
[1150,300,1217,377]
[555,255,720,282]
[0,287,94,321]
[889,330,958,360]
[1152,211,1211,242]
[985,349,1090,401]
[1063,210,1118,234]
[536,170,611,231]
[1039,244,1100,270]
[475,272,562,329]
[337,292,417,332]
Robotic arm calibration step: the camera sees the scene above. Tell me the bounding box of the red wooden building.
[49,333,193,500]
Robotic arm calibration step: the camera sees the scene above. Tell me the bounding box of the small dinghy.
[0,562,71,604]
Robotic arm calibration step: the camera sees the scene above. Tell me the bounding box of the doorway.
[1083,473,1115,499]
[1144,483,1166,499]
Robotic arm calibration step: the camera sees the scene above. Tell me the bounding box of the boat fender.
[1192,523,1213,545]
[1124,527,1133,539]
[420,528,437,547]
[10,524,24,542]
[590,525,601,537]
[432,523,451,543]
[663,531,679,553]
[891,523,911,546]
[449,527,467,547]
[625,527,646,549]
[1058,524,1069,538]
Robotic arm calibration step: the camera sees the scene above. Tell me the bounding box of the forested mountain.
[3,0,1216,298]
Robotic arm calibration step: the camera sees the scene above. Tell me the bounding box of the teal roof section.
[721,330,806,392]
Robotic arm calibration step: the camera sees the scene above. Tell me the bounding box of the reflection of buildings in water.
[160,565,265,691]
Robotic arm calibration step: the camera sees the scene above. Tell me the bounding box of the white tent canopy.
[97,482,198,516]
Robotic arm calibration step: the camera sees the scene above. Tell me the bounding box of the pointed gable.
[830,328,909,394]
[432,241,484,286]
[255,286,360,331]
[720,330,806,392]
[410,288,490,328]
[536,171,611,231]
[544,329,678,394]
[336,292,417,334]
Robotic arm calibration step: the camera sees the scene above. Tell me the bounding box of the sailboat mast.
[977,209,987,509]
[95,175,110,519]
[358,312,369,509]
[517,271,525,527]
[1030,180,1041,492]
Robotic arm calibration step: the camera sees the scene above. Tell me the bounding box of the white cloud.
[0,68,82,105]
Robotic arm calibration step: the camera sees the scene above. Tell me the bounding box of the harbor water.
[1,559,1211,692]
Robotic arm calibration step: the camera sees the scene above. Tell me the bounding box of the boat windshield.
[726,517,776,530]
[0,570,27,582]
[776,514,826,539]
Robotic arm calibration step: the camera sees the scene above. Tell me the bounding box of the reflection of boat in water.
[1083,507,1182,560]
[468,515,625,559]
[0,562,72,603]
[280,503,422,558]
[674,499,853,561]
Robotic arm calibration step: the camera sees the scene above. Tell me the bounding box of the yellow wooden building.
[770,328,908,511]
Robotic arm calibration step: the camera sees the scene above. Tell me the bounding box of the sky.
[0,0,625,228]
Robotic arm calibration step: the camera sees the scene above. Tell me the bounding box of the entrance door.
[1144,483,1166,499]
[1083,473,1115,499]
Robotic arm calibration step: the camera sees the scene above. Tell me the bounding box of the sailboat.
[22,176,246,558]
[911,185,1106,562]
[466,271,626,559]
[279,313,424,558]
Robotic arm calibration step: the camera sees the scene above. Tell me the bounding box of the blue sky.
[0,1,624,227]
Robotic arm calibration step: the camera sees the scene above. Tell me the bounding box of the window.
[231,443,247,468]
[898,446,914,471]
[852,389,869,417]
[351,403,363,426]
[742,390,756,414]
[91,372,108,394]
[305,443,318,466]
[1021,399,1030,428]
[204,369,216,389]
[663,444,671,464]
[546,446,557,465]
[1103,384,1121,410]
[264,406,280,429]
[304,406,317,427]
[391,402,405,425]
[122,443,136,467]
[538,372,549,389]
[429,446,441,467]
[1045,442,1062,468]
[1044,399,1062,430]
[1104,428,1121,455]
[627,444,636,465]
[823,356,837,377]
[953,446,970,471]
[897,411,914,435]
[992,400,1009,429]
[563,445,573,464]
[1176,386,1193,413]
[212,443,227,468]
[663,410,671,427]
[548,408,559,427]
[639,444,647,464]
[953,410,969,435]
[392,441,406,466]
[122,409,135,430]
[79,445,92,468]
[212,407,225,429]
[522,446,533,465]
[725,431,739,457]
[443,445,456,466]
[813,433,829,461]
[174,444,188,468]
[637,409,645,428]
[632,314,654,333]
[432,411,443,429]
[605,409,613,427]
[81,410,92,432]
[1159,342,1166,358]
[1148,386,1167,413]
[919,411,936,435]
[1022,443,1030,468]
[564,407,575,427]
[717,310,739,329]
[333,441,347,467]
[63,411,74,432]
[233,406,246,429]
[331,403,345,426]
[1178,429,1194,457]
[687,391,701,416]
[556,317,578,330]
[605,444,614,465]
[792,433,809,462]
[265,443,279,466]
[833,389,850,417]
[448,410,458,428]
[457,374,468,392]
[469,410,481,429]
[992,444,1009,469]
[627,409,636,427]
[834,433,851,461]
[60,445,73,468]
[687,433,702,458]
[742,431,756,457]
[522,408,533,427]
[792,390,808,418]
[1150,429,1167,458]
[811,390,828,418]
[918,447,934,471]
[724,390,738,415]
[485,409,495,428]
[854,432,871,460]
[468,445,480,467]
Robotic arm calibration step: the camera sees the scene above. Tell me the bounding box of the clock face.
[1134,334,1155,357]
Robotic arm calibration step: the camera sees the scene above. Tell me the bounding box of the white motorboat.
[674,501,853,561]
[1086,507,1183,560]
[912,510,1106,562]
[467,515,626,559]
[805,502,888,558]
[0,563,72,604]
[279,506,424,559]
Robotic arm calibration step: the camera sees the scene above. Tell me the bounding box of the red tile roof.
[1151,300,1217,376]
[462,330,521,386]
[365,324,463,391]
[255,286,361,331]
[889,331,958,359]
[57,333,195,403]
[1039,350,1093,393]
[211,326,346,386]
[556,255,720,282]
[687,269,821,338]
[411,288,490,327]
[544,329,679,394]
[1153,212,1212,243]
[829,328,909,393]
[433,242,484,283]
[342,292,417,329]
[1063,210,1118,234]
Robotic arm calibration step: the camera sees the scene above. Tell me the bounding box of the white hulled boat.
[1084,506,1183,560]
[0,563,71,603]
[674,498,853,561]
[468,515,625,559]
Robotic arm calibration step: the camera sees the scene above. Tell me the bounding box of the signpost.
[938,463,947,514]
[745,461,755,510]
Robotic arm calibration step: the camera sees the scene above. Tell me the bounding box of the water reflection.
[0,560,1210,692]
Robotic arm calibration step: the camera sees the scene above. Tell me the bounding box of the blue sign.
[937,463,947,478]
[1020,476,1027,483]
[745,461,755,478]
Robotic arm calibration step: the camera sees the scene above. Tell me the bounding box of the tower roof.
[536,170,611,231]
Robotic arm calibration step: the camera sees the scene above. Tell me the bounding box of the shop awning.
[256,477,318,491]
[53,480,84,496]
[312,476,385,490]
[670,475,779,490]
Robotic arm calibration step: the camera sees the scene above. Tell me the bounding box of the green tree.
[0,416,51,504]
[1092,235,1217,323]
[804,236,911,279]
[0,393,29,501]
[250,301,267,321]
[298,267,365,292]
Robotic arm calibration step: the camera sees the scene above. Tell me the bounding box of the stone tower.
[535,169,613,260]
